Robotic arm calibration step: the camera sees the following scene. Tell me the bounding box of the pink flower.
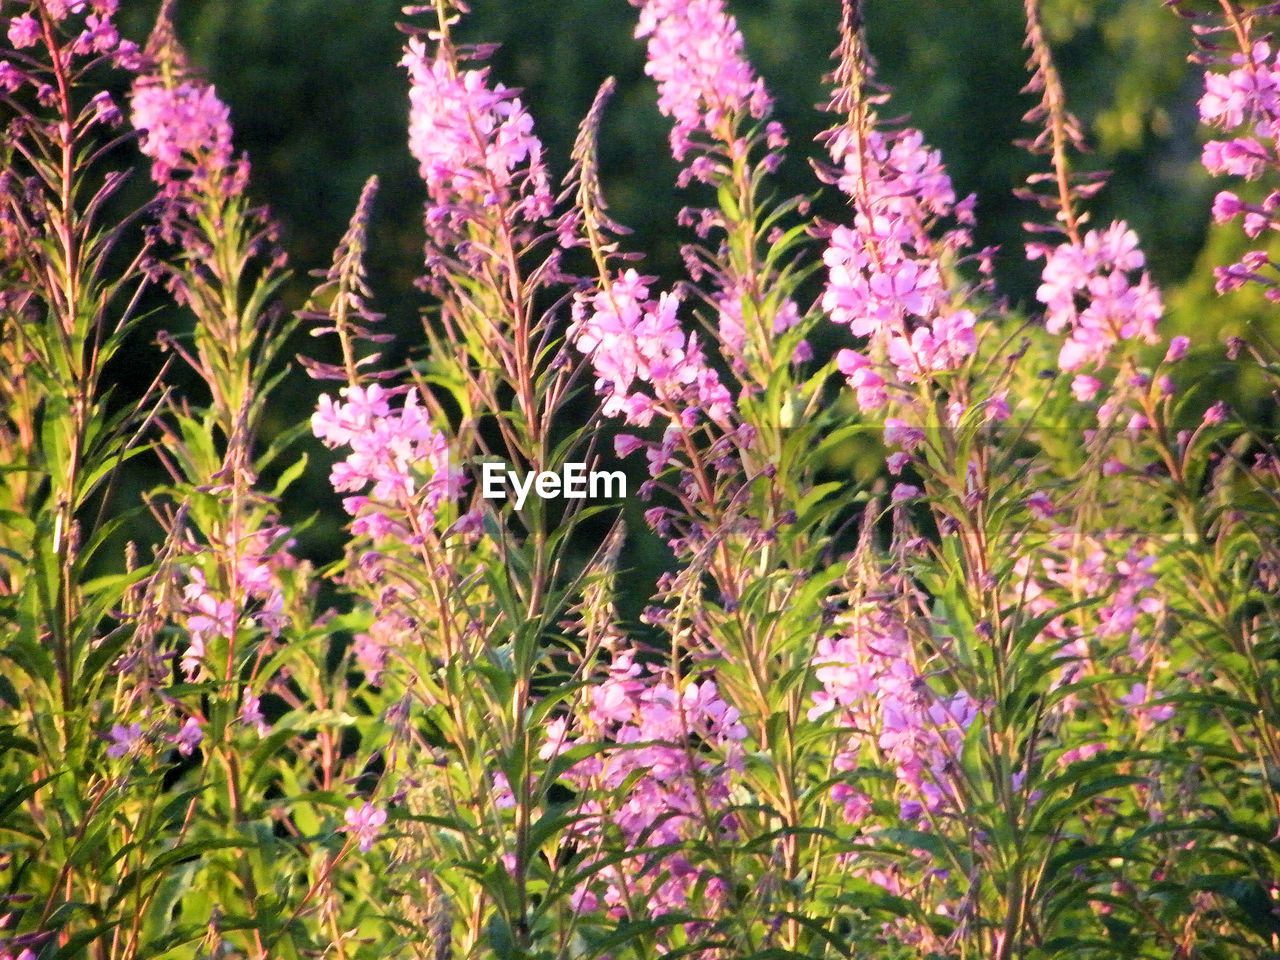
[343,802,387,853]
[614,433,645,458]
[1071,374,1102,402]
[1031,221,1162,371]
[312,387,465,532]
[402,38,550,259]
[87,90,121,126]
[891,483,921,503]
[809,608,974,825]
[0,61,24,94]
[43,0,76,19]
[172,717,203,757]
[72,12,119,55]
[828,126,957,223]
[835,349,887,411]
[1199,42,1280,131]
[632,0,773,167]
[932,310,977,365]
[1203,400,1230,425]
[106,722,142,759]
[884,418,925,452]
[1244,210,1272,237]
[1212,191,1245,224]
[1164,335,1190,363]
[239,690,269,736]
[7,14,40,49]
[571,269,733,434]
[820,111,974,397]
[312,385,391,446]
[182,573,234,681]
[822,224,945,337]
[541,652,742,927]
[129,80,236,189]
[1202,138,1268,179]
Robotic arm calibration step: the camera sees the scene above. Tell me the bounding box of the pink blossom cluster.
[1014,531,1171,722]
[7,2,122,56]
[311,384,466,538]
[1199,41,1280,296]
[401,37,551,258]
[178,526,291,684]
[821,123,978,409]
[632,0,776,174]
[827,127,961,234]
[1028,221,1162,371]
[539,650,745,922]
[350,609,413,686]
[1,3,141,107]
[809,606,977,825]
[570,269,734,470]
[130,81,239,193]
[1199,41,1280,179]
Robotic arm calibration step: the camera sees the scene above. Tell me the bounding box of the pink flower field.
[2,0,1280,957]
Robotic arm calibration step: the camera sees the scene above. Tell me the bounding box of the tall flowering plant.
[2,0,1280,958]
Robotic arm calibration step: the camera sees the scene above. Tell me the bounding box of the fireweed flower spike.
[1188,7,1280,297]
[819,2,978,413]
[396,1,575,482]
[401,26,552,276]
[631,0,802,377]
[575,1,792,579]
[311,384,465,538]
[127,0,302,698]
[538,652,745,928]
[632,0,774,174]
[567,96,740,557]
[1020,0,1162,372]
[809,603,977,826]
[130,77,238,197]
[1026,222,1163,371]
[128,0,246,239]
